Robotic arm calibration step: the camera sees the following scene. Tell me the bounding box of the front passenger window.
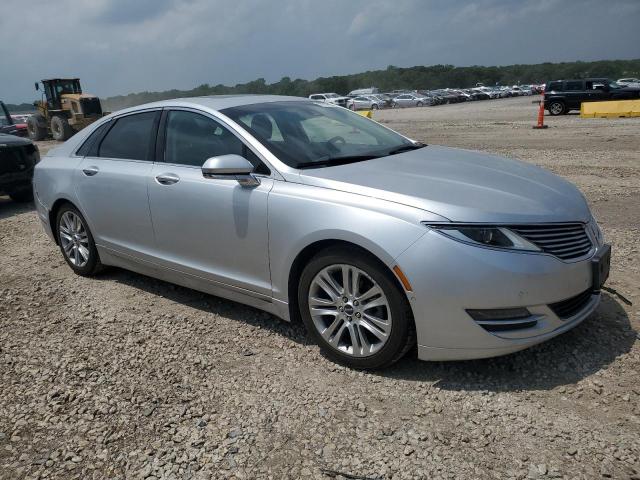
[164,110,269,174]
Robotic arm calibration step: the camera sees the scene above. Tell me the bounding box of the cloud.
[1,0,638,103]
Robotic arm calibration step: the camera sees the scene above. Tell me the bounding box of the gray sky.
[2,0,639,103]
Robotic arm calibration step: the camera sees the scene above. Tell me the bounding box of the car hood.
[0,133,33,147]
[297,145,591,223]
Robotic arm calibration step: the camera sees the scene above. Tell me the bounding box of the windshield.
[53,80,82,95]
[325,93,339,98]
[608,81,622,89]
[222,101,417,169]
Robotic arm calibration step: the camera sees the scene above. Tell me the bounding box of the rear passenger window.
[76,121,110,157]
[98,112,158,161]
[564,81,583,91]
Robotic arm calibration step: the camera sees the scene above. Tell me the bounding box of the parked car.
[0,101,28,137]
[617,78,640,88]
[544,78,640,115]
[391,93,430,108]
[308,93,351,108]
[34,95,609,369]
[349,96,381,110]
[348,87,379,97]
[0,133,39,202]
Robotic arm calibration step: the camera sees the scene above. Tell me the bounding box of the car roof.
[113,95,308,116]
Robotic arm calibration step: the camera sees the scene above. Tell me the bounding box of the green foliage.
[100,59,640,111]
[5,103,36,113]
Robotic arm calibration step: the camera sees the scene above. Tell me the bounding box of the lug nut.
[354,300,359,306]
[347,316,352,321]
[355,312,361,318]
[342,296,348,302]
[339,306,344,312]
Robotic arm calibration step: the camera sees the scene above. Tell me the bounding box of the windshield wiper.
[296,155,380,169]
[386,143,427,156]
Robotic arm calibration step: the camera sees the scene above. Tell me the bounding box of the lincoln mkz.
[33,95,611,368]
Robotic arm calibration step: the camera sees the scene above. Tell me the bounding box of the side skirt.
[97,245,291,322]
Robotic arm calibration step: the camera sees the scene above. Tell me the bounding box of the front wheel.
[298,247,415,369]
[417,101,424,107]
[56,205,102,276]
[547,101,565,116]
[51,116,74,141]
[9,189,33,203]
[371,104,379,110]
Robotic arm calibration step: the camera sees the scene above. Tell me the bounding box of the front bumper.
[395,229,604,361]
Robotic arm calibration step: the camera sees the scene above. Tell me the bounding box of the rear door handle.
[155,173,180,185]
[82,166,99,176]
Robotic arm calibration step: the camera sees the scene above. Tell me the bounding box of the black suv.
[0,133,39,202]
[544,78,640,115]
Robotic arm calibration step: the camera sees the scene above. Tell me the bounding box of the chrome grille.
[509,224,592,260]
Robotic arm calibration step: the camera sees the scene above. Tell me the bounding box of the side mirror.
[35,82,39,91]
[201,154,260,187]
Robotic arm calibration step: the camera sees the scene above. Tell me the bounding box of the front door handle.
[82,166,99,176]
[155,173,180,185]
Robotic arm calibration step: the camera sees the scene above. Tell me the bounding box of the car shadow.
[0,196,34,220]
[93,268,635,392]
[95,267,309,346]
[375,293,635,392]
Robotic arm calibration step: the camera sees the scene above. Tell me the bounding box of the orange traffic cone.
[533,92,548,129]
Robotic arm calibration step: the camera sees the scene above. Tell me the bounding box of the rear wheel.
[51,116,74,141]
[55,204,102,276]
[27,114,47,141]
[417,101,424,107]
[548,101,565,116]
[371,104,379,110]
[298,247,415,369]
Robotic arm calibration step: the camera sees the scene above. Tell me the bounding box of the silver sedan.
[33,95,610,369]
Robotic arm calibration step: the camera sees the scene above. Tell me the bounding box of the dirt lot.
[1,96,638,480]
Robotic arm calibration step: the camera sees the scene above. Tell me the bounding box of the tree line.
[6,59,639,113]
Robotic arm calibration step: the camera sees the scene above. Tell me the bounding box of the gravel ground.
[1,96,638,480]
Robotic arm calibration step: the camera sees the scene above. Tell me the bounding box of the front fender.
[268,180,441,303]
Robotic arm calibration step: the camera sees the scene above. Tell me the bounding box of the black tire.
[27,114,47,141]
[391,102,398,108]
[55,204,103,276]
[417,101,424,107]
[298,246,415,369]
[371,104,379,110]
[9,189,33,203]
[547,101,565,116]
[51,116,74,141]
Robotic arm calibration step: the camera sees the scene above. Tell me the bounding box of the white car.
[349,96,381,110]
[617,78,640,88]
[308,93,351,109]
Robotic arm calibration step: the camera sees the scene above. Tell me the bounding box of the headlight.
[423,224,541,252]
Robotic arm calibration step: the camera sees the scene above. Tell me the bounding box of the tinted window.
[547,81,562,91]
[564,81,583,91]
[98,112,157,160]
[76,121,111,156]
[164,110,269,174]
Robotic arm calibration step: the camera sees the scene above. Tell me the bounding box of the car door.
[563,80,585,109]
[75,110,160,258]
[147,108,273,296]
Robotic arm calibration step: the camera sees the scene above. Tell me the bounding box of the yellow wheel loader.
[27,78,106,141]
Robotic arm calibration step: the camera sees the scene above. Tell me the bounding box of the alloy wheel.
[549,102,564,115]
[308,264,392,357]
[59,211,90,267]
